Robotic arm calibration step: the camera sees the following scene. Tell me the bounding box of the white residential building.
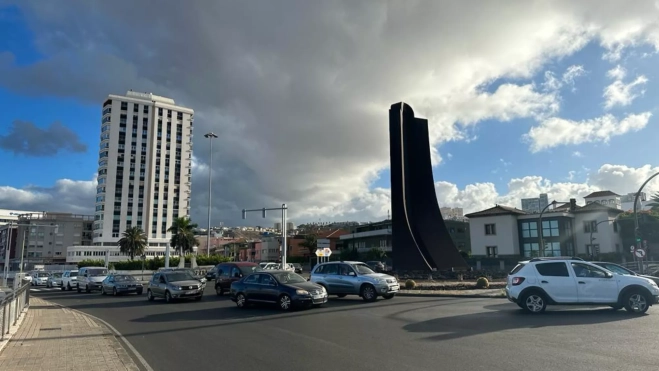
[65,245,193,264]
[466,201,624,258]
[93,91,194,250]
[620,192,651,212]
[0,208,39,226]
[584,190,622,209]
[440,207,464,219]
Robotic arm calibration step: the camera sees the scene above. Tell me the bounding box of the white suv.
[506,257,659,314]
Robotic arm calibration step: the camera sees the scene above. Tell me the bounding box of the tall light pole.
[632,172,659,273]
[204,132,218,257]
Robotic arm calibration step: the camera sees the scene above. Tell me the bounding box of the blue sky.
[1,2,659,225]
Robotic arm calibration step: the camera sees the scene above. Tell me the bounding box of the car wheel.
[60,285,65,291]
[147,290,155,301]
[67,283,72,291]
[360,284,377,302]
[112,288,118,296]
[236,293,247,308]
[624,290,650,314]
[336,294,347,298]
[521,291,547,314]
[85,285,91,293]
[76,284,81,293]
[382,293,395,300]
[215,285,224,296]
[279,294,293,311]
[165,291,172,303]
[101,287,106,295]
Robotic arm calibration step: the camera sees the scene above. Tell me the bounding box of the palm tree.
[117,226,148,260]
[299,234,318,256]
[167,217,199,256]
[648,192,659,211]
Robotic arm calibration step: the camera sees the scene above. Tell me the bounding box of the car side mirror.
[606,272,614,278]
[348,272,356,276]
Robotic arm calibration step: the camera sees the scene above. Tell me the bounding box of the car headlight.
[296,289,309,295]
[319,286,326,293]
[372,278,386,284]
[173,286,182,290]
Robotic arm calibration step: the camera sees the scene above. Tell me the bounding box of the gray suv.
[146,271,205,303]
[310,261,399,301]
[77,267,108,293]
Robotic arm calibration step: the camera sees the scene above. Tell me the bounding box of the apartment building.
[12,212,93,267]
[94,91,194,250]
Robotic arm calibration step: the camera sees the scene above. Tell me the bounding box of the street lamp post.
[204,132,218,257]
[632,172,659,274]
[243,204,288,267]
[588,215,622,259]
[538,199,576,257]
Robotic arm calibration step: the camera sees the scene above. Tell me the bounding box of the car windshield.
[70,272,78,277]
[176,269,196,276]
[351,263,375,274]
[272,272,307,284]
[37,273,49,277]
[88,269,108,277]
[239,265,262,274]
[113,275,136,282]
[52,273,62,278]
[165,272,195,282]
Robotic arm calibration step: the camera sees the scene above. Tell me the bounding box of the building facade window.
[485,224,496,235]
[486,246,498,257]
[583,220,597,233]
[521,222,538,238]
[544,242,561,257]
[542,220,559,237]
[522,242,540,257]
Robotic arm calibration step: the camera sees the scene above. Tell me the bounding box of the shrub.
[405,279,416,289]
[77,259,105,268]
[475,277,489,289]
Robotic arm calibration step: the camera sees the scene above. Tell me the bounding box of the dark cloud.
[0,120,87,156]
[0,0,658,225]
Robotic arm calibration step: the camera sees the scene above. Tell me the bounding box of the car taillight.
[512,277,525,286]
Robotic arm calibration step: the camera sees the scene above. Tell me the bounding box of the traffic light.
[262,208,266,218]
[569,198,577,211]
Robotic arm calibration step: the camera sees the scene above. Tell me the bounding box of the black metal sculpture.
[389,102,468,271]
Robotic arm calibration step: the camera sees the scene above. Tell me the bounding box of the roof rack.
[529,257,584,262]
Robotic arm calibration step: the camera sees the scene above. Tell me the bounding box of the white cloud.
[572,151,583,157]
[524,112,652,152]
[3,164,659,223]
[606,64,627,80]
[1,1,659,225]
[562,65,587,91]
[603,72,649,109]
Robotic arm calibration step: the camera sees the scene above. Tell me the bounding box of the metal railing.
[0,280,30,341]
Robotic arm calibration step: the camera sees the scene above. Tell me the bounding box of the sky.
[1,0,659,227]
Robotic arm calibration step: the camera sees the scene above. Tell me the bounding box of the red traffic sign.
[634,248,646,259]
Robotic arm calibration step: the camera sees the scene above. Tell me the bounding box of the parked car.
[146,270,204,303]
[31,271,50,286]
[47,272,63,288]
[506,257,659,314]
[310,261,399,301]
[205,266,219,281]
[292,263,303,274]
[101,274,143,295]
[230,270,327,310]
[591,261,659,285]
[77,267,109,293]
[366,261,386,273]
[61,270,78,291]
[215,262,262,296]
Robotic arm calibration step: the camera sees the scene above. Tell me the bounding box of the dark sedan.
[101,274,143,295]
[230,270,328,311]
[591,261,659,285]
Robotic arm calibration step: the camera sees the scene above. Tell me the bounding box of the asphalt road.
[32,286,659,371]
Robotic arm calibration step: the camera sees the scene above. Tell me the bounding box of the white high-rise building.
[93,91,194,249]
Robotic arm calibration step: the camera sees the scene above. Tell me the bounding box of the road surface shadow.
[403,305,639,342]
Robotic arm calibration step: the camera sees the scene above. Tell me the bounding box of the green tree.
[367,247,387,260]
[648,192,659,211]
[617,211,659,256]
[299,234,318,256]
[117,226,148,260]
[167,217,199,256]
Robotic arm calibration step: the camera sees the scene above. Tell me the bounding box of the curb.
[46,299,154,371]
[397,292,506,299]
[0,306,28,355]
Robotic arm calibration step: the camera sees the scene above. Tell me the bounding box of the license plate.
[312,295,324,299]
[186,290,196,295]
[391,285,399,290]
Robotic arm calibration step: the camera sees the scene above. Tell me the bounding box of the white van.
[76,267,108,293]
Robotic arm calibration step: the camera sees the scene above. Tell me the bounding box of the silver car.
[47,272,63,288]
[146,271,205,303]
[77,267,108,293]
[310,261,399,301]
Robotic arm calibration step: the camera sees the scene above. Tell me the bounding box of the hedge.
[77,254,231,270]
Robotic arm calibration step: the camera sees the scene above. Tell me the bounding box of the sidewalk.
[0,297,143,371]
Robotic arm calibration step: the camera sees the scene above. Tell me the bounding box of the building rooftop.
[464,205,527,218]
[584,190,620,198]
